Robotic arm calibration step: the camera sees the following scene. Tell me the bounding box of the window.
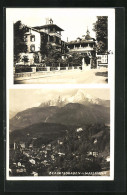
[24,36,27,42]
[30,35,35,42]
[30,45,35,52]
[50,36,53,42]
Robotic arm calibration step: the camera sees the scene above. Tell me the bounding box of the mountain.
[40,95,67,107]
[9,106,59,131]
[45,103,110,126]
[10,102,110,132]
[39,90,110,108]
[9,111,17,119]
[10,122,68,145]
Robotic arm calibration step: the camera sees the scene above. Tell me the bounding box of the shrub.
[15,65,32,73]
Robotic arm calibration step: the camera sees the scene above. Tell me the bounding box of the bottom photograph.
[8,88,110,178]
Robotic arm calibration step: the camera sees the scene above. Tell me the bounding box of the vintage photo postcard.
[6,8,115,85]
[6,8,115,181]
[6,87,114,180]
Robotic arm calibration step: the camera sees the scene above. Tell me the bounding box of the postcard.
[6,8,115,180]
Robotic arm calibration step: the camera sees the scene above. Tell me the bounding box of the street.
[14,67,108,84]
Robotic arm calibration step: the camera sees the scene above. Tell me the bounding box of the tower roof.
[86,27,90,35]
[33,24,64,31]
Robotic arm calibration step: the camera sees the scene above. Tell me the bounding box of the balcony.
[69,46,94,53]
[50,42,61,47]
[49,32,61,38]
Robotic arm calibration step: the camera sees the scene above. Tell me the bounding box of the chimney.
[46,18,49,24]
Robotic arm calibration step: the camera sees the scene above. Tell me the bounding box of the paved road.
[14,68,108,84]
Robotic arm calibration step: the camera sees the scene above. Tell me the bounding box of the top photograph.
[6,8,114,84]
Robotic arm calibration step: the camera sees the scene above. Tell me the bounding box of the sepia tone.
[13,10,109,84]
[9,88,110,177]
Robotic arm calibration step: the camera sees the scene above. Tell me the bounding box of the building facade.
[67,29,96,68]
[16,20,98,69]
[33,18,65,53]
[67,29,96,55]
[17,18,66,65]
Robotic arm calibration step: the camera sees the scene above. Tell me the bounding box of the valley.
[9,90,110,177]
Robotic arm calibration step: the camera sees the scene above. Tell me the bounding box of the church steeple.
[86,26,90,36]
[85,27,91,40]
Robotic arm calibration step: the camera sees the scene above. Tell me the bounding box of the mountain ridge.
[39,90,110,108]
[10,102,110,132]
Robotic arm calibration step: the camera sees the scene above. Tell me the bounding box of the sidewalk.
[14,69,82,81]
[14,67,108,84]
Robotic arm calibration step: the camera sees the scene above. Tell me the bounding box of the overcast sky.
[9,88,110,112]
[6,8,104,42]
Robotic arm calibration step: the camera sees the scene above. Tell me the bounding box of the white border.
[6,8,115,181]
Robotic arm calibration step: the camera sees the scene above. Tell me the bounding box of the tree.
[65,53,83,67]
[34,52,39,63]
[42,43,62,67]
[14,20,27,63]
[22,55,29,65]
[93,16,108,54]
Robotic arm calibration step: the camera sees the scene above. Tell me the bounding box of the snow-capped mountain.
[67,90,100,104]
[40,96,67,107]
[40,89,109,107]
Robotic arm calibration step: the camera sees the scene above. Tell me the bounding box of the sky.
[9,88,110,113]
[6,8,100,42]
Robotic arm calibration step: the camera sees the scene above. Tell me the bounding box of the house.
[87,151,99,157]
[46,144,52,150]
[76,127,83,132]
[17,27,41,65]
[23,150,30,157]
[57,139,63,145]
[58,152,65,156]
[17,162,22,167]
[29,159,36,164]
[29,143,33,148]
[67,29,96,56]
[31,171,38,176]
[42,144,45,149]
[16,168,26,173]
[16,18,66,65]
[67,29,96,68]
[33,18,66,54]
[106,156,110,162]
[93,139,97,144]
[96,53,108,68]
[19,142,25,149]
[93,151,99,157]
[51,155,55,160]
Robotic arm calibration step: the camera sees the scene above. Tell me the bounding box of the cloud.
[9,88,109,114]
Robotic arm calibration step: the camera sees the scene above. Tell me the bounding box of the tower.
[86,27,90,36]
[85,27,90,40]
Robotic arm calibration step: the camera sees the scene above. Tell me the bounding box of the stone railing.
[14,66,82,78]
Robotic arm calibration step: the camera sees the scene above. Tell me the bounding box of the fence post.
[97,60,100,69]
[89,58,92,69]
[47,66,50,71]
[31,67,36,72]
